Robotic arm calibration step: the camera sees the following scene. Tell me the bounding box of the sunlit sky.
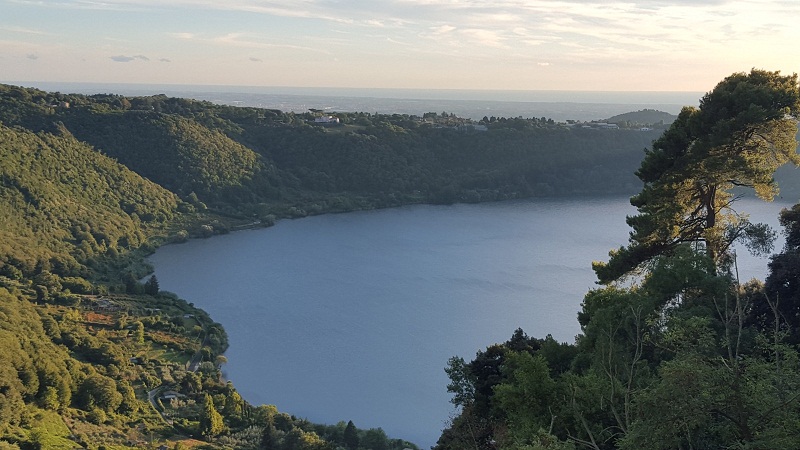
[2,0,799,92]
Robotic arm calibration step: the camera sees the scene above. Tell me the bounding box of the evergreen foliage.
[437,70,800,450]
[144,274,160,296]
[200,393,225,439]
[343,420,359,450]
[594,69,800,283]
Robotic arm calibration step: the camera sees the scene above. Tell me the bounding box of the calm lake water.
[148,196,792,448]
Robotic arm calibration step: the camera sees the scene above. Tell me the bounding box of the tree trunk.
[702,183,718,263]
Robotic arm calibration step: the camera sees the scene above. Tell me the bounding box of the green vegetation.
[1,69,798,449]
[594,70,800,284]
[604,109,677,128]
[0,82,663,221]
[436,69,800,450]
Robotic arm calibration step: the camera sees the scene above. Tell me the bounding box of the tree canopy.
[438,70,800,450]
[594,69,800,284]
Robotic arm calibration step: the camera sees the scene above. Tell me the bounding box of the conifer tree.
[144,274,160,295]
[595,69,800,283]
[199,393,224,440]
[343,420,359,450]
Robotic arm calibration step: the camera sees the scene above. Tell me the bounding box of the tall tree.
[343,420,359,450]
[594,69,800,284]
[144,274,160,295]
[199,393,224,440]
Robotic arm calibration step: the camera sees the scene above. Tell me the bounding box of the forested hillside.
[0,83,664,216]
[604,109,677,127]
[0,123,177,277]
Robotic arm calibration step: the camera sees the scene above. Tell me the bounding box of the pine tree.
[343,420,359,450]
[144,274,159,295]
[260,423,277,450]
[594,69,800,283]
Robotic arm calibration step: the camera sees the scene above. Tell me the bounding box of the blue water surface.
[149,196,790,448]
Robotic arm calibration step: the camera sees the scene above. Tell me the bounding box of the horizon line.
[3,80,705,95]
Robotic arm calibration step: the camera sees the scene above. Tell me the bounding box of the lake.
[148,196,792,448]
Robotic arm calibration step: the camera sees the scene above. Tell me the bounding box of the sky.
[2,0,800,92]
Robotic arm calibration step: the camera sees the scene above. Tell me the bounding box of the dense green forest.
[1,68,799,449]
[0,82,668,217]
[435,70,800,449]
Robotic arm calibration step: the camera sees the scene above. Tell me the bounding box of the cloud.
[421,25,508,50]
[9,0,383,25]
[171,32,195,40]
[110,54,150,62]
[8,0,799,91]
[459,28,507,48]
[363,19,385,28]
[159,58,171,62]
[249,57,262,62]
[1,25,48,35]
[430,25,456,34]
[171,32,331,55]
[387,37,412,46]
[187,1,356,24]
[26,53,39,60]
[8,0,137,11]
